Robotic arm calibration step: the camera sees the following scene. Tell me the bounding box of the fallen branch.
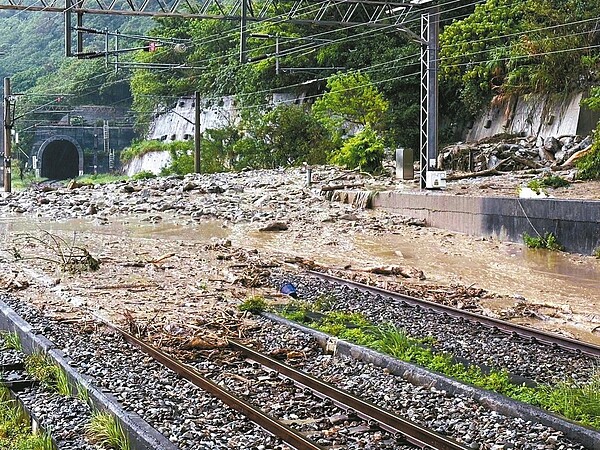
[560,145,593,168]
[446,157,511,181]
[320,183,365,192]
[149,252,176,264]
[510,155,542,169]
[92,283,156,290]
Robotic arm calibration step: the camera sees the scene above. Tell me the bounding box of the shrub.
[238,295,268,314]
[526,179,545,195]
[329,126,385,173]
[540,175,570,188]
[576,138,600,180]
[160,141,195,176]
[120,140,165,163]
[132,170,156,180]
[523,232,564,251]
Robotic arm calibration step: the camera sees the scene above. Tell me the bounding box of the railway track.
[1,295,595,449]
[309,271,600,358]
[114,323,469,450]
[273,271,599,387]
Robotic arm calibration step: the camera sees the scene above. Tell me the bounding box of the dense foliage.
[440,0,600,115]
[2,0,600,175]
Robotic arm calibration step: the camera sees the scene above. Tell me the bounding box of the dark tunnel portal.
[41,140,79,180]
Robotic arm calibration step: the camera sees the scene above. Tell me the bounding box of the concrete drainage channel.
[262,313,600,450]
[0,299,177,450]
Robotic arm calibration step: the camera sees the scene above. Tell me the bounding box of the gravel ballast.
[271,273,599,385]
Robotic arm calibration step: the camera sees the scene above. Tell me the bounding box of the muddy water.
[0,214,229,242]
[1,213,599,344]
[238,226,600,345]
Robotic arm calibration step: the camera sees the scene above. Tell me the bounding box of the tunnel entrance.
[39,138,81,180]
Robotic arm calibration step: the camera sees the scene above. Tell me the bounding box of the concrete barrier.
[263,313,600,449]
[0,299,177,450]
[343,190,600,255]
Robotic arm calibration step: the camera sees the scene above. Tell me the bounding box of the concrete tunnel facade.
[36,135,84,180]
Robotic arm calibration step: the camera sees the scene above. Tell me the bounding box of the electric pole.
[419,7,440,189]
[3,77,12,193]
[194,91,201,173]
[239,0,248,63]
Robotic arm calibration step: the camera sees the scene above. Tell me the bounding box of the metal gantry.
[419,8,438,189]
[0,0,417,22]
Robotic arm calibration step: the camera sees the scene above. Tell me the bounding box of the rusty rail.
[309,271,600,358]
[229,339,469,450]
[114,327,325,450]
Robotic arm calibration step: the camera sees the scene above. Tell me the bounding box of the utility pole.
[194,91,201,173]
[419,7,440,189]
[239,0,248,63]
[3,77,12,193]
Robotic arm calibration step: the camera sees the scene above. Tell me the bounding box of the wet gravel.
[243,316,590,450]
[0,168,399,234]
[18,386,97,450]
[271,273,599,385]
[0,290,596,450]
[1,295,290,450]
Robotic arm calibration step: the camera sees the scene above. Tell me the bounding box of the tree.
[312,72,389,135]
[201,126,241,173]
[312,72,388,172]
[252,104,332,167]
[440,0,600,116]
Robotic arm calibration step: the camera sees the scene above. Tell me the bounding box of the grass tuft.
[86,411,130,450]
[0,383,55,449]
[238,295,268,314]
[76,383,91,406]
[24,353,72,396]
[1,332,22,351]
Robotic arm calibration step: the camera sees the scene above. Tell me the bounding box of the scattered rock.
[259,222,289,232]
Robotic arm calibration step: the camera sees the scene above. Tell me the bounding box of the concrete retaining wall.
[465,92,600,142]
[347,191,600,255]
[123,150,172,177]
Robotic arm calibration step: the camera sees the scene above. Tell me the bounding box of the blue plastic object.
[280,282,298,298]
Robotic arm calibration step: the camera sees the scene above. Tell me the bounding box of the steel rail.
[229,339,469,450]
[114,327,325,450]
[308,271,600,358]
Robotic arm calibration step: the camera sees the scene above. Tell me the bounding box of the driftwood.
[510,155,542,169]
[149,253,176,264]
[446,168,501,181]
[446,154,543,181]
[560,145,593,168]
[320,183,365,192]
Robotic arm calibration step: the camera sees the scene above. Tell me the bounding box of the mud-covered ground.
[0,166,598,346]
